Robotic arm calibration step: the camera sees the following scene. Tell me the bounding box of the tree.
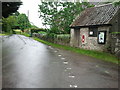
[17,14,31,31]
[114,1,120,6]
[2,13,31,33]
[2,2,22,18]
[38,2,94,34]
[2,15,18,33]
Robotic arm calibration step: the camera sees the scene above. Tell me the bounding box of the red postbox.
[82,35,85,43]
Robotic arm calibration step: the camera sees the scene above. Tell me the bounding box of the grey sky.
[18,0,45,28]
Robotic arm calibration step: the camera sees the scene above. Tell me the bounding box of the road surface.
[1,35,118,88]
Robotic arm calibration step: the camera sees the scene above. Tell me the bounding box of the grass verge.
[20,33,31,37]
[0,33,12,36]
[33,37,118,64]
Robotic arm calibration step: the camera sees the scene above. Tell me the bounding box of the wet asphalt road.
[1,35,118,88]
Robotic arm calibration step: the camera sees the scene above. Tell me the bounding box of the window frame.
[89,27,98,37]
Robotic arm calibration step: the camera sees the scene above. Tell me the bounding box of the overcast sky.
[18,0,45,28]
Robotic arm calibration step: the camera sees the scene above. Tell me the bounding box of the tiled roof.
[70,3,120,27]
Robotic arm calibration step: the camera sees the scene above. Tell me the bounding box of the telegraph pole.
[27,10,31,37]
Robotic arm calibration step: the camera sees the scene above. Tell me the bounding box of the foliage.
[14,29,22,34]
[111,32,120,34]
[55,34,70,45]
[14,11,20,16]
[17,14,31,31]
[2,13,31,33]
[2,2,22,18]
[114,1,120,6]
[56,34,70,42]
[2,15,18,33]
[30,28,47,34]
[31,28,46,31]
[38,2,94,34]
[31,25,38,28]
[57,34,70,38]
[38,31,47,35]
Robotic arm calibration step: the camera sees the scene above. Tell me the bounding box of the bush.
[56,34,70,45]
[30,28,47,33]
[46,33,56,43]
[38,31,47,35]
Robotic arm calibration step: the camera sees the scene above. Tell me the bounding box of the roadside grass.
[14,29,22,34]
[20,33,30,37]
[0,33,6,36]
[33,37,118,64]
[0,33,12,36]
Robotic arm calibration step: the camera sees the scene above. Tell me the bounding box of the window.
[89,27,98,37]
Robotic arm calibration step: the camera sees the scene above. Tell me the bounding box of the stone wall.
[110,33,120,58]
[70,28,80,47]
[33,33,70,46]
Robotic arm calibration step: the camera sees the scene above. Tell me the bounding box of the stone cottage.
[70,3,120,53]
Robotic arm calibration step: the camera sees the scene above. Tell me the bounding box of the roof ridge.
[95,3,113,8]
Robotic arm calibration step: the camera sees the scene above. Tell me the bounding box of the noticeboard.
[98,31,107,44]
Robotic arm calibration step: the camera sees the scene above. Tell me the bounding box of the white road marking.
[54,51,57,52]
[105,71,109,74]
[63,61,68,64]
[66,68,71,70]
[69,85,72,87]
[69,75,75,78]
[95,65,99,67]
[73,85,78,88]
[64,69,67,72]
[58,54,62,57]
[69,85,77,88]
[64,68,71,72]
[61,58,65,60]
